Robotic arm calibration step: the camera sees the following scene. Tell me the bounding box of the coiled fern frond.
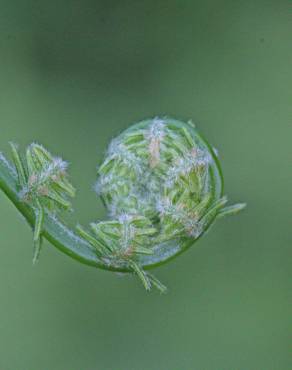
[0,118,245,292]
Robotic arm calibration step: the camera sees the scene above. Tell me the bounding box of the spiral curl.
[0,117,245,292]
[77,118,244,291]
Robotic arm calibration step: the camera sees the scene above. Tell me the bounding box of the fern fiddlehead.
[0,118,245,292]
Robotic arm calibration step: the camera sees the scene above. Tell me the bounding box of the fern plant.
[0,118,245,292]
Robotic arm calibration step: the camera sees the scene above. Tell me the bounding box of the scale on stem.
[0,118,245,292]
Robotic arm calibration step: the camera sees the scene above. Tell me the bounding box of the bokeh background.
[0,1,291,369]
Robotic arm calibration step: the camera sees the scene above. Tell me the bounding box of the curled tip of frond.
[1,117,245,293]
[92,118,245,291]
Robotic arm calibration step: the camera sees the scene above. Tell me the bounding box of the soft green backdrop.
[0,1,291,369]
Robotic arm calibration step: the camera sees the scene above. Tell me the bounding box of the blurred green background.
[0,1,290,369]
